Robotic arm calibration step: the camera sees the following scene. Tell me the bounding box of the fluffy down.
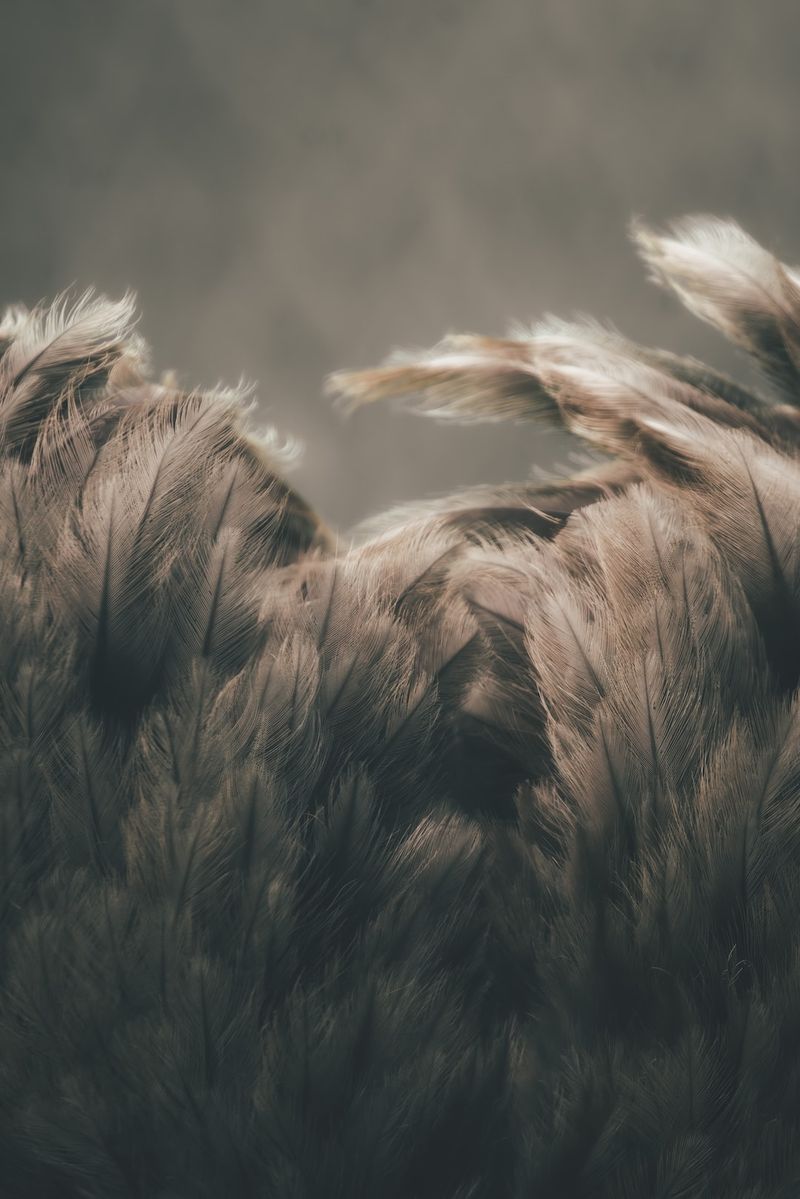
[4,217,800,1197]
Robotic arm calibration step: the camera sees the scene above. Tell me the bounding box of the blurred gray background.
[2,0,799,529]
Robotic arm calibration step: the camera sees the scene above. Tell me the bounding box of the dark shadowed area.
[2,0,799,529]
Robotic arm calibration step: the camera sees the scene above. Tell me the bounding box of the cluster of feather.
[3,217,800,1197]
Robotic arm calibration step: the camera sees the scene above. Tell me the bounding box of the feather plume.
[326,332,559,424]
[633,215,800,398]
[0,291,141,459]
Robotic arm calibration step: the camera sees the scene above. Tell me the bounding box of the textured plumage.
[4,218,800,1196]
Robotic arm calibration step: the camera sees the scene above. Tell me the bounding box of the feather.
[634,421,800,690]
[530,314,782,440]
[326,332,559,424]
[632,215,800,399]
[0,291,141,459]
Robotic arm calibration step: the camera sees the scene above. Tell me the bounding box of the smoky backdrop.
[2,0,799,529]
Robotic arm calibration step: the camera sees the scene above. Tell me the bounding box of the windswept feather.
[633,215,800,399]
[327,333,559,424]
